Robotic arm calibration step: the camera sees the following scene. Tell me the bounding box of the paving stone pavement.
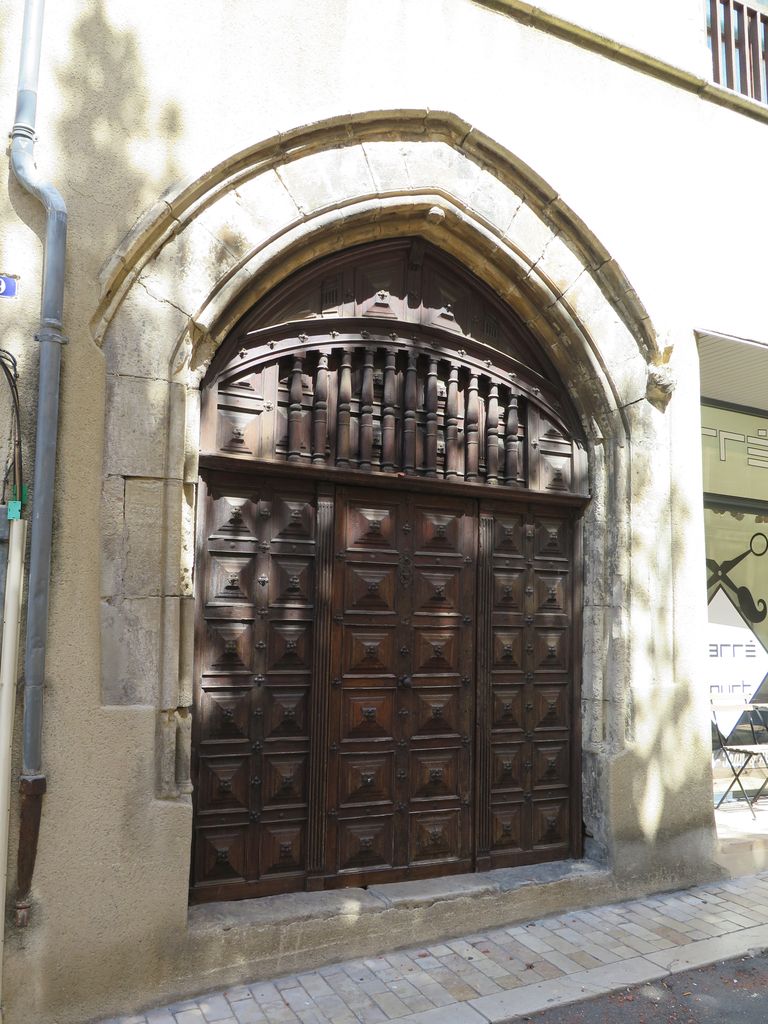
[97,871,768,1024]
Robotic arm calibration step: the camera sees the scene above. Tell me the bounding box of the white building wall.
[0,2,757,1021]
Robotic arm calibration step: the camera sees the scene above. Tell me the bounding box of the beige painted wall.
[0,0,752,1020]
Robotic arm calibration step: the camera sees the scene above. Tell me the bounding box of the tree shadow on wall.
[51,0,188,600]
[598,465,716,883]
[56,1,183,298]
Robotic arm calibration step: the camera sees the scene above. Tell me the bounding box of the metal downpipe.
[9,0,67,927]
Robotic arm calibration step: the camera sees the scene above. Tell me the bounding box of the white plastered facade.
[0,2,732,1021]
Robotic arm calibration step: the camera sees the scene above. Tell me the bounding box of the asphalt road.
[521,951,768,1023]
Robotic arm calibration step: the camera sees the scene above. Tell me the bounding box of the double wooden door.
[191,472,579,902]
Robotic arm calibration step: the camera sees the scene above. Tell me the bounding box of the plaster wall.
[487,0,711,77]
[0,0,751,1021]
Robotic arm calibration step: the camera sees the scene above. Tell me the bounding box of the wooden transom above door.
[200,239,588,498]
[190,475,581,902]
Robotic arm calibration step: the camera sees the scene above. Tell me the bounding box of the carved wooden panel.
[410,811,461,863]
[491,804,523,852]
[194,827,249,886]
[532,798,570,850]
[342,691,395,740]
[338,818,394,871]
[260,823,303,875]
[233,239,547,364]
[199,688,251,744]
[339,753,394,806]
[492,691,525,732]
[413,690,461,737]
[197,756,250,814]
[263,688,308,739]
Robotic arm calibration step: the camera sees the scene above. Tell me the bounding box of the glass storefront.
[702,402,768,801]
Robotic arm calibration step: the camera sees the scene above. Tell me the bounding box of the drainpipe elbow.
[10,132,67,225]
[10,130,67,329]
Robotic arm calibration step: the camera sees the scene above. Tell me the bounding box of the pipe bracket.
[19,774,46,796]
[10,122,35,141]
[34,329,68,345]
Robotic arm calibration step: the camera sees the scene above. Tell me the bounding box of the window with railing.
[707,0,768,101]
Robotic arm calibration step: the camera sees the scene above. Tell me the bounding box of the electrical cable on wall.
[0,350,23,512]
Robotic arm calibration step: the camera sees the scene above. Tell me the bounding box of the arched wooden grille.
[202,327,585,495]
[202,236,587,496]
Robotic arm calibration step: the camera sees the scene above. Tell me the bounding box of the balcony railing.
[708,0,768,101]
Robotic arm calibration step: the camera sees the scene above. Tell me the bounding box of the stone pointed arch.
[97,112,672,871]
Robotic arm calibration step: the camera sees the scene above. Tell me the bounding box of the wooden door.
[190,475,579,902]
[191,476,320,900]
[325,488,476,886]
[476,503,577,868]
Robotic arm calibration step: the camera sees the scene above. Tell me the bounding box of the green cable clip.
[8,484,27,520]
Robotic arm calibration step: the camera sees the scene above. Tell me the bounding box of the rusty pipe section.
[9,0,67,927]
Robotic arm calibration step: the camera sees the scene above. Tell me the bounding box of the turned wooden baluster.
[505,393,519,485]
[425,356,438,477]
[359,347,374,471]
[445,364,460,479]
[311,353,329,464]
[336,348,352,467]
[287,354,304,463]
[486,381,499,485]
[465,371,480,481]
[403,351,418,475]
[381,349,397,472]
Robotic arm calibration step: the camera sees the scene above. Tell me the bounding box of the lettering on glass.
[706,588,768,719]
[700,427,746,462]
[708,642,757,658]
[748,429,768,469]
[702,424,768,470]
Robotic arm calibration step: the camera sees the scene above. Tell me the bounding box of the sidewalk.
[99,870,768,1024]
[715,800,768,875]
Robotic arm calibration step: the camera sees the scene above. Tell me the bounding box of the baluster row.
[295,346,523,485]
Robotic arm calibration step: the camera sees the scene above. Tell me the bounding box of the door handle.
[398,675,412,689]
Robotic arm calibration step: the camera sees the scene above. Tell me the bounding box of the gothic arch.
[98,113,661,867]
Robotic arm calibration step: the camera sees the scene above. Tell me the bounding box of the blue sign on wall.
[0,276,18,298]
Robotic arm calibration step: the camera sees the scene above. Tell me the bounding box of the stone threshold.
[189,860,609,935]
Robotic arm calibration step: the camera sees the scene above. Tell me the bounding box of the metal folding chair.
[712,700,768,819]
